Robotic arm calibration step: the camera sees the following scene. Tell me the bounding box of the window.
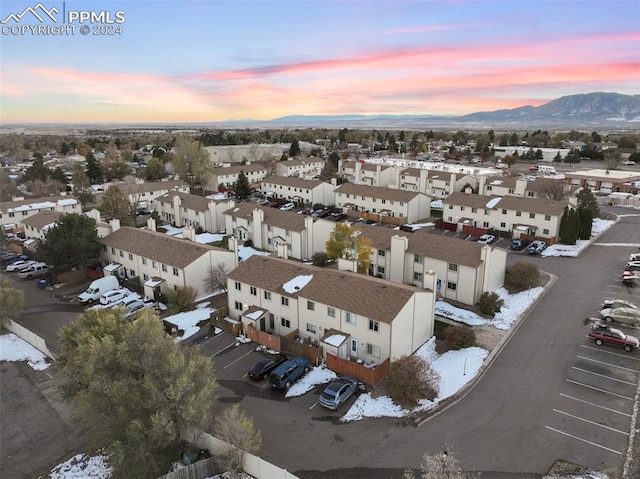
[119,250,123,257]
[306,323,317,334]
[264,291,271,300]
[508,189,514,194]
[484,209,490,215]
[307,301,315,311]
[529,213,535,219]
[448,263,458,272]
[447,281,457,291]
[162,264,167,272]
[152,261,157,268]
[129,269,135,277]
[327,307,335,318]
[234,281,241,291]
[502,209,507,215]
[378,249,385,257]
[414,255,422,263]
[448,204,453,210]
[472,207,477,213]
[143,274,149,281]
[173,267,178,276]
[234,301,243,311]
[142,258,147,265]
[128,253,133,260]
[516,211,522,217]
[460,206,465,212]
[369,319,379,332]
[250,286,257,296]
[366,343,381,358]
[111,247,115,254]
[543,228,549,235]
[377,266,385,275]
[545,215,551,221]
[414,272,423,281]
[281,297,289,307]
[346,312,356,325]
[281,317,291,328]
[500,222,506,228]
[527,191,535,197]
[483,222,489,228]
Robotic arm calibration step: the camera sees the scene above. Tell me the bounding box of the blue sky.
[1,0,638,123]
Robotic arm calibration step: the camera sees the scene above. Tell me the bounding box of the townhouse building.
[110,179,190,211]
[204,143,325,164]
[395,168,478,199]
[0,195,80,229]
[208,164,271,192]
[224,203,334,260]
[443,191,569,243]
[334,183,431,224]
[99,222,237,299]
[155,190,233,233]
[478,176,578,199]
[338,160,394,186]
[226,255,436,363]
[274,157,325,178]
[351,222,506,306]
[20,210,62,251]
[260,176,336,206]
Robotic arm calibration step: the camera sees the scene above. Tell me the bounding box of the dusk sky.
[1,0,639,123]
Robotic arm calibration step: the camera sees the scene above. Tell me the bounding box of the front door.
[350,338,358,359]
[259,316,266,332]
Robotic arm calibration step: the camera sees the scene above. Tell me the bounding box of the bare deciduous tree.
[604,149,622,170]
[538,178,569,201]
[213,404,262,472]
[403,446,480,479]
[203,262,228,294]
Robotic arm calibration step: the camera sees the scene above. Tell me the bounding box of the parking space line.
[580,345,640,362]
[209,341,238,358]
[577,355,640,372]
[545,426,622,455]
[571,366,638,386]
[309,401,319,410]
[566,379,635,401]
[559,393,632,417]
[198,332,227,348]
[223,349,256,370]
[552,409,629,436]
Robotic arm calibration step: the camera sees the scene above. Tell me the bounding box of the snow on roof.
[144,277,164,287]
[245,309,265,320]
[103,263,121,272]
[516,225,529,231]
[489,180,503,185]
[282,274,313,294]
[6,198,78,213]
[485,197,502,209]
[195,232,225,243]
[164,307,213,342]
[24,239,36,245]
[323,334,347,347]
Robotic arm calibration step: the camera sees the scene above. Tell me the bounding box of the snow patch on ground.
[285,365,338,398]
[0,333,50,370]
[49,453,111,479]
[542,218,614,257]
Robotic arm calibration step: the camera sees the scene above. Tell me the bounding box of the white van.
[537,165,558,174]
[78,276,120,304]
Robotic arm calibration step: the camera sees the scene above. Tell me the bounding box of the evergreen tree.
[85,152,104,184]
[37,213,102,271]
[578,206,593,240]
[558,206,569,244]
[575,187,600,218]
[233,170,251,200]
[561,207,580,245]
[288,139,301,157]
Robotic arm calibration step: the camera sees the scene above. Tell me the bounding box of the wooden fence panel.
[246,325,282,352]
[325,353,389,386]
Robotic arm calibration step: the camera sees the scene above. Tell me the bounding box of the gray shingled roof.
[335,183,421,202]
[224,203,307,232]
[227,255,421,323]
[213,164,269,176]
[444,191,568,215]
[352,223,484,267]
[100,226,224,268]
[262,175,325,189]
[156,191,211,212]
[115,180,189,195]
[20,210,63,230]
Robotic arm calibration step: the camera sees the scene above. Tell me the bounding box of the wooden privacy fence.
[326,353,389,387]
[156,457,218,479]
[245,325,282,352]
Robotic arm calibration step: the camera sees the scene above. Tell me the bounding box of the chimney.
[86,208,101,222]
[227,236,239,267]
[147,217,157,231]
[276,241,288,259]
[337,257,357,272]
[173,195,182,226]
[183,225,196,241]
[109,218,121,233]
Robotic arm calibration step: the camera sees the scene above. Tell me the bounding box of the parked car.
[248,357,286,381]
[107,294,142,309]
[269,357,310,389]
[527,240,547,254]
[100,288,132,305]
[279,203,295,211]
[18,262,49,279]
[528,165,539,171]
[510,239,530,250]
[602,298,638,310]
[331,213,347,221]
[588,323,639,352]
[318,376,361,410]
[477,234,496,245]
[5,259,37,272]
[625,262,640,272]
[622,160,636,166]
[630,253,640,262]
[623,273,639,287]
[600,307,640,326]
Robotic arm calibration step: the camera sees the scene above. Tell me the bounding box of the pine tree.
[233,170,251,200]
[578,206,593,240]
[289,139,301,157]
[85,152,103,184]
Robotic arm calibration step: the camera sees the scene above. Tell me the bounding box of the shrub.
[444,325,476,350]
[387,354,439,407]
[479,291,504,317]
[243,239,253,248]
[165,285,197,314]
[505,261,540,289]
[312,252,328,266]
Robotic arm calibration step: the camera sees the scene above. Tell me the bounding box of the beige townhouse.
[0,195,80,229]
[443,191,570,243]
[338,160,394,186]
[208,164,271,192]
[275,157,325,178]
[155,190,233,233]
[479,176,577,199]
[111,179,190,211]
[350,222,506,306]
[260,176,336,206]
[226,255,436,363]
[99,222,237,299]
[334,183,431,224]
[396,168,478,199]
